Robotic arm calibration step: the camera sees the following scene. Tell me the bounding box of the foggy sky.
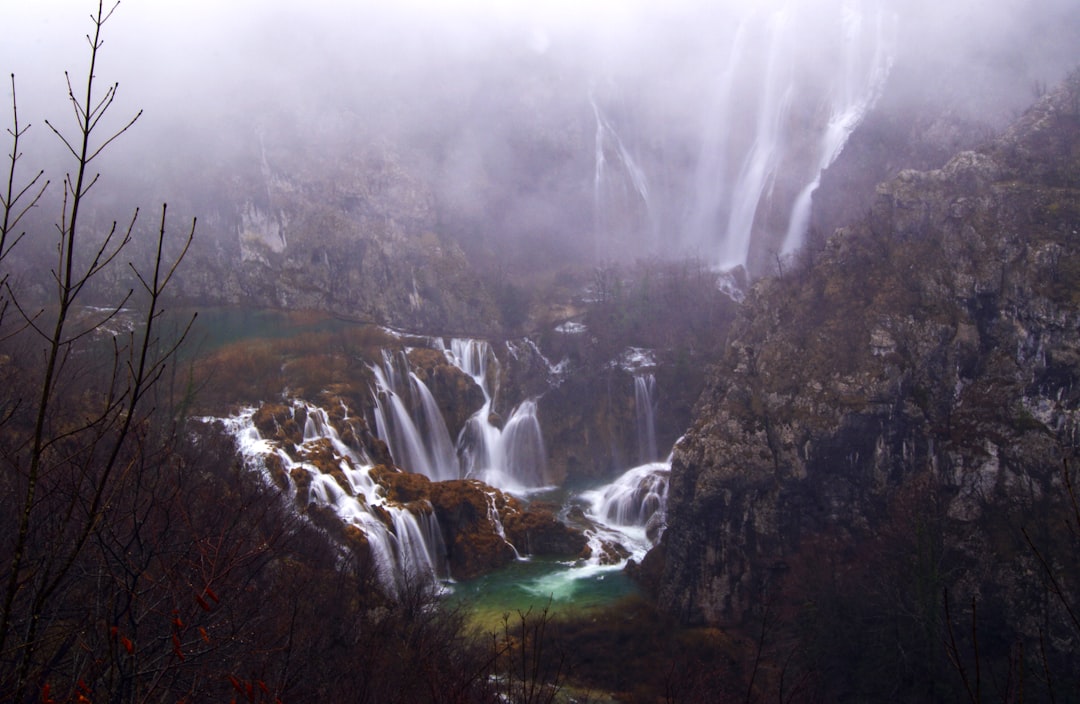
[7,0,1075,136]
[3,0,1078,271]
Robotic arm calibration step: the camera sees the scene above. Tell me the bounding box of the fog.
[3,0,1078,275]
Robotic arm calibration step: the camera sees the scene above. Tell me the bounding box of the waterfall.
[588,462,669,530]
[717,8,795,270]
[780,1,896,255]
[438,338,552,492]
[591,96,654,259]
[580,461,670,564]
[684,19,747,257]
[477,399,547,492]
[361,339,552,492]
[631,0,897,272]
[371,350,459,481]
[211,403,450,595]
[634,374,659,464]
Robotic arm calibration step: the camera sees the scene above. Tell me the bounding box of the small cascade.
[580,461,670,564]
[588,462,669,532]
[634,374,659,464]
[484,490,521,559]
[211,403,451,595]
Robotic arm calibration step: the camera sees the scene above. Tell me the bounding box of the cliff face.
[649,74,1080,628]
[171,126,506,336]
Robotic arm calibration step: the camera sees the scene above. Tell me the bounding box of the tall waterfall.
[693,1,895,270]
[590,0,897,273]
[592,97,654,259]
[780,2,896,255]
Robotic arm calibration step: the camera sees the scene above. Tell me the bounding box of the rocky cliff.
[646,72,1080,642]
[169,124,506,335]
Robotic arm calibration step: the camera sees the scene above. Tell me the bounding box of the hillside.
[642,72,1080,699]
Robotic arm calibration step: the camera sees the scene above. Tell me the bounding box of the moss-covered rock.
[503,500,589,559]
[428,479,518,579]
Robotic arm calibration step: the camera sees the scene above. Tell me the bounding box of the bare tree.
[0,2,194,699]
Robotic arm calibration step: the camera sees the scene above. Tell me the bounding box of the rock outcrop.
[647,74,1080,634]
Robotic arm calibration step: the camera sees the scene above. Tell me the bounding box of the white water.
[212,340,674,606]
[425,338,552,493]
[505,460,672,602]
[780,1,897,255]
[584,0,897,272]
[634,374,659,464]
[717,8,795,270]
[581,461,670,563]
[210,402,449,595]
[371,350,460,481]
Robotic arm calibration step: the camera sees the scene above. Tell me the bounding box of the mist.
[3,0,1078,276]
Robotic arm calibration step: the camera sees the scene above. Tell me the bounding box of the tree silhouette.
[0,2,194,698]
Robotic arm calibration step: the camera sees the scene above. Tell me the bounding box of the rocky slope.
[644,72,1080,643]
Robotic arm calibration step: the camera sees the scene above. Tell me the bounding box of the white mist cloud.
[3,0,1077,270]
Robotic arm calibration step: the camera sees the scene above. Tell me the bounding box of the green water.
[179,307,355,355]
[444,557,640,632]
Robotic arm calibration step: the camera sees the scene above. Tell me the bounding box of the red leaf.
[172,633,185,661]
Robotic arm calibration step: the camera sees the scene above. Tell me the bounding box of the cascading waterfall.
[214,341,672,611]
[634,373,659,464]
[584,461,670,554]
[212,403,449,595]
